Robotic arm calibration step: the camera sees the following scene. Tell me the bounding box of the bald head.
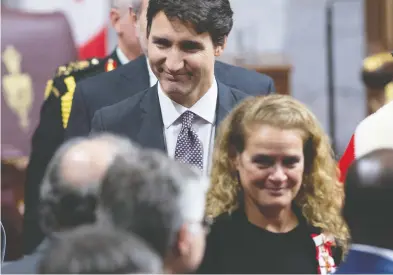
[343,149,393,247]
[40,134,139,233]
[59,139,120,188]
[345,148,393,191]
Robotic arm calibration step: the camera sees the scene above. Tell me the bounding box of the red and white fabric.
[18,0,109,59]
[311,233,337,275]
[339,101,393,182]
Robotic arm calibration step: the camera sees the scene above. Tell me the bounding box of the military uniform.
[23,50,120,254]
[339,51,393,182]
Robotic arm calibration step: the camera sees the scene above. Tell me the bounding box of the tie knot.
[181,111,195,129]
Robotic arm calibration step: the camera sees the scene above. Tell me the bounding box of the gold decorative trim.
[52,86,61,98]
[386,82,393,103]
[61,76,76,129]
[44,80,53,100]
[2,156,29,170]
[363,52,393,72]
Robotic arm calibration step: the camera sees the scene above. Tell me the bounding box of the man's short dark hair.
[146,0,233,46]
[98,149,209,258]
[37,224,162,274]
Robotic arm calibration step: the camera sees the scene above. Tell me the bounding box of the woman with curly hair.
[197,95,349,274]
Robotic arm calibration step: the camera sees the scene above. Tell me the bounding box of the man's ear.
[214,36,228,57]
[130,8,139,26]
[109,8,122,33]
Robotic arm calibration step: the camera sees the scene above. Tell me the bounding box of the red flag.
[18,0,109,59]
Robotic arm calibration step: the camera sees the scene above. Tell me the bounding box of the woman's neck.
[243,198,299,233]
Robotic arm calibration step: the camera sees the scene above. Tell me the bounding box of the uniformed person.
[23,0,144,254]
[339,51,393,183]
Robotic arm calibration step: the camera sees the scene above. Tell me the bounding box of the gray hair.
[111,0,144,16]
[39,133,140,233]
[98,148,210,257]
[38,224,162,274]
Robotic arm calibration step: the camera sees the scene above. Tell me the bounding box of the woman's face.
[234,124,305,210]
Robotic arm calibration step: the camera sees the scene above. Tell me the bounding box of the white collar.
[116,47,130,65]
[157,78,218,128]
[351,244,393,262]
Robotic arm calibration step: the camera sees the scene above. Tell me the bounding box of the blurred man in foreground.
[6,134,136,273]
[37,224,162,274]
[99,149,211,273]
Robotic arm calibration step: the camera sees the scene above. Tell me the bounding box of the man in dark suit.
[336,148,393,274]
[3,134,138,273]
[23,0,145,254]
[65,1,275,140]
[91,0,255,174]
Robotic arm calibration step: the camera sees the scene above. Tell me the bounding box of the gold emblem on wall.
[2,45,34,131]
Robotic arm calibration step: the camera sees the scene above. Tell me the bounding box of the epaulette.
[54,58,102,78]
[46,56,119,129]
[363,52,393,72]
[45,58,104,99]
[44,58,104,129]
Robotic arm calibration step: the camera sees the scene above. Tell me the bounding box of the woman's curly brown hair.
[207,94,349,251]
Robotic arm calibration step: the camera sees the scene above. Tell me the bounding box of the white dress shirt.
[116,47,157,87]
[157,79,218,175]
[116,47,130,65]
[351,244,393,262]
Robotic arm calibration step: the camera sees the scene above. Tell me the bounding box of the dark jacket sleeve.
[23,90,64,254]
[65,82,91,139]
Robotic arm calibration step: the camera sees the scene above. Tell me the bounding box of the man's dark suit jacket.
[90,82,249,152]
[335,248,393,274]
[1,240,48,274]
[66,55,275,138]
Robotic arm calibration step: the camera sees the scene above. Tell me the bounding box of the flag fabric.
[339,101,393,182]
[18,0,109,60]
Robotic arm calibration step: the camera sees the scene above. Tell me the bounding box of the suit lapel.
[135,85,166,152]
[215,81,240,136]
[119,55,150,92]
[134,81,243,151]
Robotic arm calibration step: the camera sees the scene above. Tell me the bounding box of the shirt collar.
[116,47,130,65]
[157,77,218,129]
[351,244,393,262]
